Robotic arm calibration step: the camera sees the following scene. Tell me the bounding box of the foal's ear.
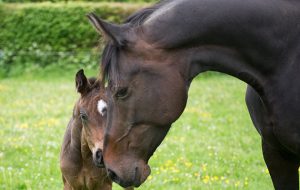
[87,13,131,47]
[75,69,89,95]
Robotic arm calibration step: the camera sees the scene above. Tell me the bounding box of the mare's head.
[74,69,107,168]
[87,8,188,187]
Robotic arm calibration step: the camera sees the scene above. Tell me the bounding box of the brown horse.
[60,69,133,190]
[87,0,300,189]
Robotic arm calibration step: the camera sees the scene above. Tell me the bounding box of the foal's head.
[74,69,107,168]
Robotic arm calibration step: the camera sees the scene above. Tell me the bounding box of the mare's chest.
[266,72,300,156]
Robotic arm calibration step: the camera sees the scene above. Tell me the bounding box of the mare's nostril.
[107,169,119,182]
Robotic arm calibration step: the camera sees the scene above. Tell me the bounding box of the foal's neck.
[80,130,92,161]
[69,120,91,161]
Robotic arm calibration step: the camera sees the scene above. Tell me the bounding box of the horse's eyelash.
[79,110,88,120]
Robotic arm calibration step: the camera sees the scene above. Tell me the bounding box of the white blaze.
[97,99,107,116]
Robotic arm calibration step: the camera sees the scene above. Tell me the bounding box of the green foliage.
[0,2,145,77]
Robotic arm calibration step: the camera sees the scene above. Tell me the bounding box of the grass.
[0,68,273,189]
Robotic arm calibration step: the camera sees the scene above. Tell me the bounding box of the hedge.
[0,2,147,77]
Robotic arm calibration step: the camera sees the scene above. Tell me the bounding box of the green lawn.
[0,69,272,189]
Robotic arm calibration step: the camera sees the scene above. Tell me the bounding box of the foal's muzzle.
[93,149,105,168]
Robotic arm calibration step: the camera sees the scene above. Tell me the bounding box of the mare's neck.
[142,0,300,98]
[184,46,266,95]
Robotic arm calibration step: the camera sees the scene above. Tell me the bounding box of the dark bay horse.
[87,0,300,189]
[60,69,133,190]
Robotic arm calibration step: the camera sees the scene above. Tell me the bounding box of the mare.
[60,69,133,190]
[87,0,300,189]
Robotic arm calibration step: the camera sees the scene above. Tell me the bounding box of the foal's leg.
[262,141,299,190]
[62,176,72,190]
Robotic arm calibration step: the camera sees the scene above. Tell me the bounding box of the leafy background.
[0,2,147,77]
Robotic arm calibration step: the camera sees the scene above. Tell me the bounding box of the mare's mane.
[100,0,170,85]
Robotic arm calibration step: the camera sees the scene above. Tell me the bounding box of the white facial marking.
[97,99,107,116]
[92,142,103,154]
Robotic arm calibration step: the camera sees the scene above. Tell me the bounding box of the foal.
[60,69,133,190]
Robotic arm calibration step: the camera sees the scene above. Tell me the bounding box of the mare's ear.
[75,69,89,95]
[86,13,131,47]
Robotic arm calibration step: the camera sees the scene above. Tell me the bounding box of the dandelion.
[184,161,192,168]
[264,168,269,174]
[170,166,180,173]
[234,181,240,187]
[202,175,210,184]
[225,179,230,184]
[172,177,180,182]
[200,111,212,119]
[19,123,29,129]
[213,176,219,181]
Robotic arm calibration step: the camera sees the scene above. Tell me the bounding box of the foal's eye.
[115,87,128,99]
[79,111,88,121]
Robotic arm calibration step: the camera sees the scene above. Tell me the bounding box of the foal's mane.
[100,0,170,85]
[88,77,101,88]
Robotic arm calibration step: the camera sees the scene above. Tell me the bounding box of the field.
[0,69,273,189]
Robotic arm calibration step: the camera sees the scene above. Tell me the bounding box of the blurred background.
[0,0,156,78]
[0,0,272,189]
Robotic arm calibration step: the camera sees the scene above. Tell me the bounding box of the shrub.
[0,2,147,77]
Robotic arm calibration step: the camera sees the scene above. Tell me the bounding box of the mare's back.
[144,0,300,48]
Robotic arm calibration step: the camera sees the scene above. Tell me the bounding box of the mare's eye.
[115,87,128,99]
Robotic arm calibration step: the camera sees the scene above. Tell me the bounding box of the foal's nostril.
[94,150,105,168]
[96,150,102,159]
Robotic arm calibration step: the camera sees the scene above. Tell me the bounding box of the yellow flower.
[202,175,210,184]
[184,161,192,168]
[213,176,219,181]
[235,181,240,187]
[264,168,269,174]
[19,123,29,129]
